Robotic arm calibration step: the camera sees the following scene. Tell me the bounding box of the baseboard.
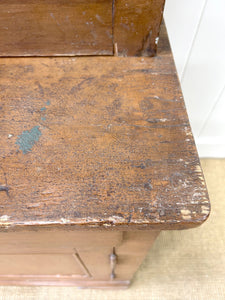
[196,136,225,158]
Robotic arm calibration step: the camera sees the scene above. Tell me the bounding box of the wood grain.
[0,27,210,231]
[0,24,210,288]
[0,0,166,57]
[0,0,113,56]
[114,0,165,56]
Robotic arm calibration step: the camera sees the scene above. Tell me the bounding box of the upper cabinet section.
[0,0,165,57]
[0,0,113,56]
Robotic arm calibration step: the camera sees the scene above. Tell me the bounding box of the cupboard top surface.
[0,27,210,231]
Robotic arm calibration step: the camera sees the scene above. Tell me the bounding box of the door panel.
[0,253,87,276]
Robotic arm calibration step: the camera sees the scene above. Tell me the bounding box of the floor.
[0,159,224,300]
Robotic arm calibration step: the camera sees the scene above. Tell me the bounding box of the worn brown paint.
[114,0,165,56]
[0,0,165,57]
[0,0,113,56]
[0,21,210,287]
[0,26,210,232]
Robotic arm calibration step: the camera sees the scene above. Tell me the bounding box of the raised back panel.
[0,0,165,56]
[0,0,113,56]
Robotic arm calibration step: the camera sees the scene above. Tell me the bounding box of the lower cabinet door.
[0,230,160,288]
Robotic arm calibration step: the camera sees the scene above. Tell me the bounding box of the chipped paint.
[181,209,191,215]
[201,206,210,214]
[40,107,46,112]
[0,215,11,228]
[8,134,13,138]
[60,218,71,224]
[195,165,202,173]
[0,215,10,222]
[108,216,126,223]
[155,37,159,45]
[16,126,42,154]
[182,215,192,220]
[192,192,203,200]
[184,126,193,136]
[202,200,210,204]
[181,209,192,220]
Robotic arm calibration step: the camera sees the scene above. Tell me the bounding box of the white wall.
[164,0,225,157]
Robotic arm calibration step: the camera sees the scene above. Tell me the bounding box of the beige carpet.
[0,159,224,300]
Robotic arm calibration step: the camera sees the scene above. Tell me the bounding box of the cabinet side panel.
[115,231,160,281]
[114,0,165,56]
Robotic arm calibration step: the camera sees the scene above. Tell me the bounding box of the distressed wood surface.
[0,0,113,56]
[0,27,210,231]
[113,0,165,56]
[0,0,165,57]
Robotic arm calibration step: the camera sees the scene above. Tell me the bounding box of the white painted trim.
[196,137,225,158]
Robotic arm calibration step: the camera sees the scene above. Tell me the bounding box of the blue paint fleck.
[46,101,50,106]
[16,126,42,154]
[41,116,46,121]
[40,107,46,112]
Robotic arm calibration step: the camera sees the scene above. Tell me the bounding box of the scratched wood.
[0,27,210,231]
[0,0,113,56]
[114,0,165,56]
